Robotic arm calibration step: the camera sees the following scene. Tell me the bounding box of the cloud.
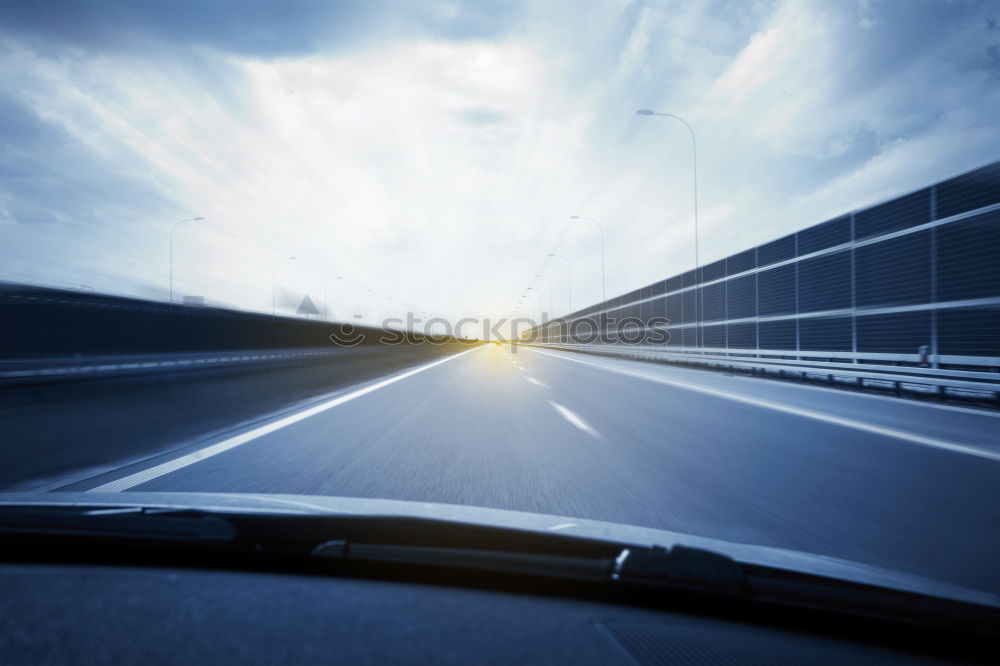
[457,106,508,125]
[0,0,380,57]
[1,0,998,321]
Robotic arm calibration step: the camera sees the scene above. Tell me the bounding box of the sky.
[1,0,999,331]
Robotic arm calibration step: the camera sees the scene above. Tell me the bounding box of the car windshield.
[1,0,998,604]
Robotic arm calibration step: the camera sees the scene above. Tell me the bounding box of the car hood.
[1,490,996,608]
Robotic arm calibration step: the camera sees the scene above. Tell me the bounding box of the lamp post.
[169,216,205,304]
[366,288,381,324]
[272,256,296,317]
[323,275,343,321]
[525,287,542,323]
[569,216,606,303]
[635,110,699,271]
[636,109,700,343]
[547,253,573,314]
[534,273,554,317]
[534,274,556,342]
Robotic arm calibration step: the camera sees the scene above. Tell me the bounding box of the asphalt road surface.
[44,344,1000,594]
[0,344,470,489]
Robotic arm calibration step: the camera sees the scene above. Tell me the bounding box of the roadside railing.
[0,347,357,385]
[521,341,1000,403]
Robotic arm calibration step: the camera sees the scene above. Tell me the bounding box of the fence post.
[929,185,939,369]
[850,212,858,364]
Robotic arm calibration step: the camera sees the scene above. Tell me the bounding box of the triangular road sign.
[297,294,319,316]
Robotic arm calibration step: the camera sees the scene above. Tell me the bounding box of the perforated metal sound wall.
[529,160,1000,363]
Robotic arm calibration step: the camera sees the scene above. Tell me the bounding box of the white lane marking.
[548,401,603,440]
[525,377,549,389]
[86,347,483,492]
[548,523,577,531]
[526,348,1000,463]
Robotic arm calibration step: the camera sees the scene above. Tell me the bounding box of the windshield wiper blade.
[311,538,746,593]
[0,506,238,543]
[4,505,736,592]
[312,539,619,582]
[612,545,746,595]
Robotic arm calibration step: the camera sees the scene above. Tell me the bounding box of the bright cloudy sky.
[1,0,998,327]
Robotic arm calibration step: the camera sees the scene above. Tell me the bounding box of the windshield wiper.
[310,539,745,594]
[0,504,744,593]
[613,545,745,594]
[0,506,238,543]
[1,502,995,641]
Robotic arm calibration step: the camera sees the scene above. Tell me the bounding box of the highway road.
[35,344,1000,594]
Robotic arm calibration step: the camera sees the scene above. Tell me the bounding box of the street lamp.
[525,287,542,322]
[635,109,699,272]
[366,288,382,323]
[534,273,554,317]
[323,275,343,321]
[547,253,573,314]
[568,216,606,303]
[169,216,205,304]
[636,108,700,342]
[272,256,296,317]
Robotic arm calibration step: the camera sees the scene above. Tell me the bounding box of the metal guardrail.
[0,347,360,385]
[523,342,1000,401]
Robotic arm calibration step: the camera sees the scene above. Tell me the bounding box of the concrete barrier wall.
[0,283,459,359]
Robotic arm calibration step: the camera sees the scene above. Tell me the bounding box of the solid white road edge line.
[86,346,484,492]
[525,347,1000,463]
[548,401,603,440]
